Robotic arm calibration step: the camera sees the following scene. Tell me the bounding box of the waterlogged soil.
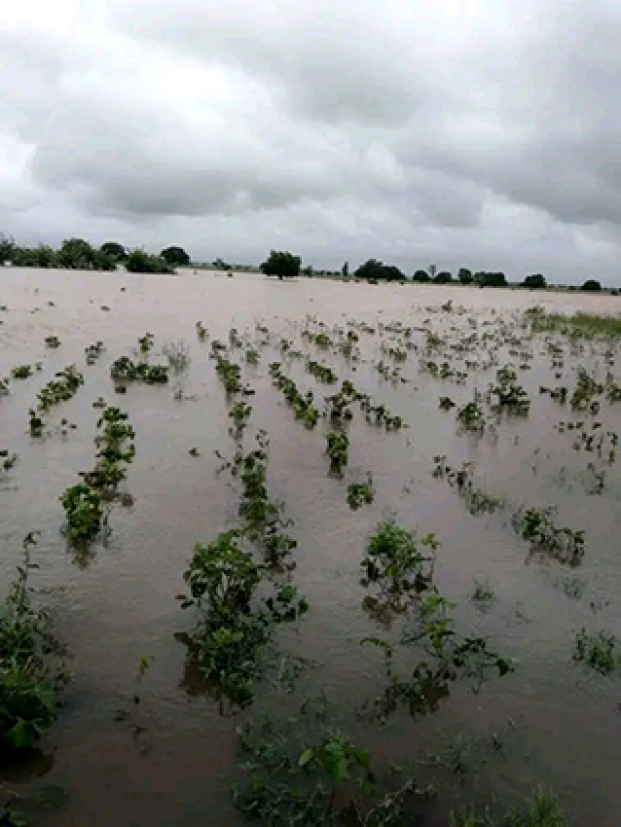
[1,268,621,826]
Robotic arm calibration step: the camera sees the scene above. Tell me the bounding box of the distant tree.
[125,249,173,274]
[160,246,190,267]
[261,250,301,279]
[302,265,314,276]
[27,245,58,268]
[342,261,349,278]
[522,274,547,289]
[581,279,602,292]
[428,264,437,280]
[212,258,231,270]
[92,249,117,271]
[413,270,431,283]
[458,268,473,285]
[100,242,127,263]
[434,271,453,284]
[0,234,15,264]
[475,271,507,288]
[59,237,96,270]
[354,259,404,282]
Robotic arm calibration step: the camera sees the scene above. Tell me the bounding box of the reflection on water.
[1,267,621,825]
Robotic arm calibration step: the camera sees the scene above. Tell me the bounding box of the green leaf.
[298,747,315,768]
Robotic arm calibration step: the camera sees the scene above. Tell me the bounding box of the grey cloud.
[1,0,621,282]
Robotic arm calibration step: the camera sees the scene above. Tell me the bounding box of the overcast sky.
[1,0,621,282]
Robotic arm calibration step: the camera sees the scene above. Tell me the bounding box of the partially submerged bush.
[0,534,66,749]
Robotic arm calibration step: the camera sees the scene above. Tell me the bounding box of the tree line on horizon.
[0,235,191,274]
[0,235,608,291]
[261,250,606,292]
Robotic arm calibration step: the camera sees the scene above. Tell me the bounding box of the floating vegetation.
[528,308,621,339]
[37,365,84,413]
[195,321,209,341]
[0,449,18,472]
[214,355,243,394]
[457,396,485,433]
[433,457,505,516]
[512,507,585,567]
[110,356,169,385]
[347,476,375,509]
[269,362,319,428]
[11,364,35,380]
[573,629,621,675]
[44,335,61,348]
[228,401,252,439]
[489,365,530,415]
[306,359,337,384]
[61,406,135,542]
[85,341,105,364]
[162,340,190,373]
[471,578,496,611]
[0,533,67,749]
[326,430,349,471]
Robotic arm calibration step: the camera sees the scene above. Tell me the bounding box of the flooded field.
[1,267,621,826]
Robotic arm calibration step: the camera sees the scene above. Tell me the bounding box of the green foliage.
[457,397,485,432]
[307,360,337,384]
[434,271,453,284]
[413,270,431,282]
[110,356,169,385]
[184,532,262,622]
[44,335,61,348]
[0,534,65,749]
[581,279,601,292]
[37,365,83,411]
[573,628,621,674]
[100,241,127,262]
[58,237,96,270]
[458,268,474,284]
[347,477,375,509]
[450,786,568,826]
[125,249,173,274]
[160,246,190,266]
[326,430,349,469]
[270,362,319,428]
[261,250,301,279]
[512,507,585,567]
[215,356,243,394]
[489,366,530,415]
[362,519,437,602]
[528,309,621,339]
[60,484,103,542]
[11,365,32,380]
[354,259,405,282]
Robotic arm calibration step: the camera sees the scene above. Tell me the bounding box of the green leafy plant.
[60,484,103,542]
[0,534,66,749]
[347,477,375,509]
[573,628,621,675]
[326,431,349,470]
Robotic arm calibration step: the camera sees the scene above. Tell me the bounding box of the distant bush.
[354,259,404,282]
[522,274,547,289]
[581,279,602,292]
[125,250,174,274]
[458,268,473,284]
[434,271,453,284]
[413,270,431,283]
[475,271,507,288]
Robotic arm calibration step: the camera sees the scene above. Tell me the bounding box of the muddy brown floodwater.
[1,267,620,826]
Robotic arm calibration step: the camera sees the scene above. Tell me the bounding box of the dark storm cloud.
[1,0,621,281]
